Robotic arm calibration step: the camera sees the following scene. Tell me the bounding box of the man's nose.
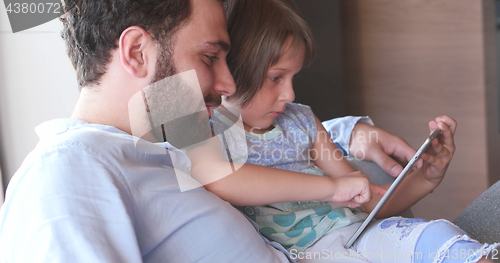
[213,61,236,96]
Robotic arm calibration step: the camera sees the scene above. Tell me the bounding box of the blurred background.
[1,0,500,221]
[292,0,500,220]
[0,3,80,205]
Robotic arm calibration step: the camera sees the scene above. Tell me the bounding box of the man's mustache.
[204,94,222,106]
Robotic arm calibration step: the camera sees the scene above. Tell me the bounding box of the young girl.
[187,0,498,262]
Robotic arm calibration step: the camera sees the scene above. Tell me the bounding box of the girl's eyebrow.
[268,67,291,72]
[268,67,303,76]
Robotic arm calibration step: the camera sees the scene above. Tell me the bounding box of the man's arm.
[349,122,418,178]
[322,116,417,178]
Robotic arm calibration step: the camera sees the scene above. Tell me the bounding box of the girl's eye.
[270,76,282,82]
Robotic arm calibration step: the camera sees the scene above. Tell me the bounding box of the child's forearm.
[311,115,356,178]
[363,167,441,218]
[202,163,341,206]
[186,134,344,206]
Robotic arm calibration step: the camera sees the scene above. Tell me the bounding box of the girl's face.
[234,37,305,134]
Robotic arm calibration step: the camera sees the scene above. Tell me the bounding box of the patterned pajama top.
[212,103,367,252]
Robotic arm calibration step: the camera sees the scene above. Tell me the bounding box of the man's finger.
[391,138,417,165]
[369,147,404,178]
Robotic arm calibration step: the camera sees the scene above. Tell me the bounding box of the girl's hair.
[224,0,315,106]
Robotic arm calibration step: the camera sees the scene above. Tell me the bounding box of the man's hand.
[349,123,417,178]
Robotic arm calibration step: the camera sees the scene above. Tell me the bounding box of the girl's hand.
[324,171,386,208]
[420,115,457,183]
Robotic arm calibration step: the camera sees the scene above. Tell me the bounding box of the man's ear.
[119,26,155,79]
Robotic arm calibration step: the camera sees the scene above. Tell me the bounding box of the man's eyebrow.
[205,41,231,52]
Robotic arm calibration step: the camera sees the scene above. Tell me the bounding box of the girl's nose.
[280,81,295,103]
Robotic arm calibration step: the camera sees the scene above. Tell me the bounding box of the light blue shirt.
[0,119,292,263]
[322,116,374,155]
[0,116,370,262]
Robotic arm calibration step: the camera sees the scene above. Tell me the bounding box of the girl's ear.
[118,26,155,79]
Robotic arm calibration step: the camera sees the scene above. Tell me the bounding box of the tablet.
[345,128,443,248]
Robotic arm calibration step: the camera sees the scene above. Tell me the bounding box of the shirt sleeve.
[321,116,374,155]
[0,143,141,263]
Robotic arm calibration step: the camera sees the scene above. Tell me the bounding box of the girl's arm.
[367,116,457,218]
[310,115,357,177]
[310,115,387,208]
[186,134,373,207]
[310,114,457,218]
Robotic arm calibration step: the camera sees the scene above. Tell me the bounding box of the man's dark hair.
[60,0,192,89]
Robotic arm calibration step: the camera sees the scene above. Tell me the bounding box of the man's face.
[140,0,236,145]
[168,0,235,112]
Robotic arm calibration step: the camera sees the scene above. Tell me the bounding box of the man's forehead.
[175,0,230,49]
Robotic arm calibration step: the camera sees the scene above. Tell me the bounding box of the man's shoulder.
[0,122,143,263]
[33,119,135,163]
[12,119,137,191]
[37,118,130,147]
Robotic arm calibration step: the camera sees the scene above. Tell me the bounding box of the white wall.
[0,4,79,201]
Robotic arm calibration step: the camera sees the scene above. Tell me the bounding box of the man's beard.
[152,43,222,107]
[151,41,176,85]
[144,43,216,148]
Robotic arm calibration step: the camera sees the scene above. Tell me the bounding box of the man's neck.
[72,87,132,134]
